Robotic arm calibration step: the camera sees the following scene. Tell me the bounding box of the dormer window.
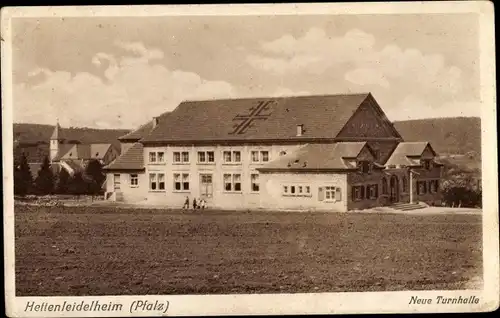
[421,159,432,170]
[359,160,371,173]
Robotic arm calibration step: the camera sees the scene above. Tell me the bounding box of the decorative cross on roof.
[229,100,274,135]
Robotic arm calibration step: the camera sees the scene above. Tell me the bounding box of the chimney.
[296,124,304,137]
[152,117,159,128]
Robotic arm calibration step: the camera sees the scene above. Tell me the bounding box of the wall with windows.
[258,172,348,211]
[412,165,443,206]
[105,171,148,202]
[141,143,304,209]
[347,169,388,210]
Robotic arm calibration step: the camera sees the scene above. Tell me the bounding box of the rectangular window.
[207,151,215,162]
[233,151,241,162]
[158,174,165,190]
[223,151,232,163]
[359,161,370,173]
[158,152,165,163]
[149,173,165,191]
[198,151,215,163]
[173,152,181,163]
[352,186,364,201]
[174,173,189,191]
[251,174,260,192]
[149,152,157,163]
[283,184,312,197]
[174,173,181,191]
[325,186,335,200]
[149,173,156,190]
[261,151,269,162]
[233,174,241,191]
[251,151,259,162]
[130,174,138,187]
[182,151,189,163]
[223,173,241,192]
[368,184,378,199]
[251,150,270,162]
[224,174,232,191]
[198,151,206,163]
[323,186,341,202]
[182,173,190,190]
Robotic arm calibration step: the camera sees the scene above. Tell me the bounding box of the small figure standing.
[183,196,190,209]
[192,198,197,210]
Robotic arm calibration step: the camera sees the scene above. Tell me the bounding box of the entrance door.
[200,174,213,199]
[389,175,399,203]
[113,174,121,190]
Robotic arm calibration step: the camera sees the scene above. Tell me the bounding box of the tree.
[35,156,55,195]
[68,171,88,198]
[85,159,105,196]
[14,153,33,196]
[56,168,70,194]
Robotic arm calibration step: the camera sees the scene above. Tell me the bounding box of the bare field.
[14,205,482,296]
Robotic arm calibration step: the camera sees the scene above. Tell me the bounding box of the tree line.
[439,157,482,208]
[14,153,106,197]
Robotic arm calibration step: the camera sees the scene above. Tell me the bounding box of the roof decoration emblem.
[229,100,274,135]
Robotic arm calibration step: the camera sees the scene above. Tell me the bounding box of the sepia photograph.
[2,2,498,316]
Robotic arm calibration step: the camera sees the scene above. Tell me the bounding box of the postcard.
[2,2,498,316]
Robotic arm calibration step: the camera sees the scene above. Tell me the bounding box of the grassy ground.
[15,205,483,296]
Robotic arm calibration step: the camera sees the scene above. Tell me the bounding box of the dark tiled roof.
[104,143,144,171]
[385,142,435,166]
[52,144,75,161]
[141,93,371,143]
[258,142,369,171]
[57,144,113,161]
[119,111,172,141]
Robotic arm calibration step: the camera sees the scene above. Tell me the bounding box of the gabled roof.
[52,144,75,161]
[56,144,113,161]
[119,111,172,141]
[385,142,436,166]
[104,143,144,171]
[141,93,371,143]
[257,142,371,172]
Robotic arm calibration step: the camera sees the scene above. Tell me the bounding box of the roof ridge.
[180,92,371,104]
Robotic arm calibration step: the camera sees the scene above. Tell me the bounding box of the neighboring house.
[49,123,120,176]
[14,123,124,180]
[103,93,443,211]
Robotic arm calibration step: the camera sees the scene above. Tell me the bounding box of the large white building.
[103,93,443,211]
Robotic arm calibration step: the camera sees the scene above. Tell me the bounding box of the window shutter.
[375,184,379,198]
[416,182,420,195]
[351,186,355,201]
[360,186,365,199]
[318,187,324,201]
[335,187,342,201]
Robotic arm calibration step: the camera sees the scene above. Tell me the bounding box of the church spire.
[50,119,63,140]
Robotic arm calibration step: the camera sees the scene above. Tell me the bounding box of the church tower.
[50,120,63,163]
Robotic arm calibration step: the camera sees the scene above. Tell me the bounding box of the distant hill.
[14,123,130,147]
[393,117,481,156]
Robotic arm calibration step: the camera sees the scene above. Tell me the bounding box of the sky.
[11,13,480,129]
